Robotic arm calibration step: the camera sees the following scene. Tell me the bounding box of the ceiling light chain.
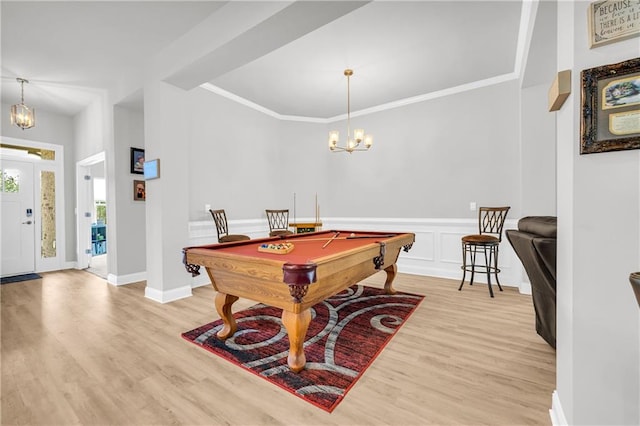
[11,78,35,130]
[328,69,372,153]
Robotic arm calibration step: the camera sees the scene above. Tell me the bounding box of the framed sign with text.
[580,57,640,154]
[588,0,640,48]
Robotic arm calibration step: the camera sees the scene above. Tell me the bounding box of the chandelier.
[328,69,372,153]
[11,78,35,130]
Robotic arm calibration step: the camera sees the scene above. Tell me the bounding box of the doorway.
[88,171,107,278]
[1,139,65,277]
[76,152,107,278]
[1,159,35,276]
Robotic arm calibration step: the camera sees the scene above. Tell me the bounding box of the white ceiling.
[1,1,533,120]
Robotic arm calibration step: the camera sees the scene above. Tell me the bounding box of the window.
[40,171,56,258]
[1,169,20,193]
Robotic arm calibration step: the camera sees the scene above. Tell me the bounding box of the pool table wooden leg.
[214,292,239,339]
[383,263,398,294]
[281,308,312,373]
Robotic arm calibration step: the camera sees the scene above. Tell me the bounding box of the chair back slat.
[478,206,510,241]
[266,209,290,232]
[210,209,229,239]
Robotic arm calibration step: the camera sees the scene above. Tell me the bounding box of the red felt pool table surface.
[215,230,395,264]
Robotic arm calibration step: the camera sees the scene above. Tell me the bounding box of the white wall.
[555,1,640,425]
[520,83,557,216]
[323,80,522,219]
[277,120,328,220]
[1,103,77,262]
[187,87,284,222]
[113,106,146,278]
[74,97,107,162]
[143,80,191,302]
[186,80,524,222]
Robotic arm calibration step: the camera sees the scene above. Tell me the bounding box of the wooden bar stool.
[459,206,510,297]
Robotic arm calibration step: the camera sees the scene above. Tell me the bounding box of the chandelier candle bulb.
[364,134,373,148]
[353,128,364,142]
[329,131,339,148]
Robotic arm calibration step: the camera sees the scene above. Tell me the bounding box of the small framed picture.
[130,147,145,174]
[133,180,145,201]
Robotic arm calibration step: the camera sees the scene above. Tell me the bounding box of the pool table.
[182,230,414,372]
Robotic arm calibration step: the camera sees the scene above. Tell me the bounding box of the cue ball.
[350,233,356,237]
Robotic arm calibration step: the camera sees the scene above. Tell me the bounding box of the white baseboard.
[107,271,147,286]
[35,261,77,273]
[550,390,567,426]
[518,281,532,295]
[144,284,192,304]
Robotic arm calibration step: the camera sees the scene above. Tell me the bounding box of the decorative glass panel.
[40,171,56,258]
[2,169,20,193]
[0,143,55,160]
[40,149,55,160]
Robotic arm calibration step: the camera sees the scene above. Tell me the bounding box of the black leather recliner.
[506,217,557,349]
[631,272,640,308]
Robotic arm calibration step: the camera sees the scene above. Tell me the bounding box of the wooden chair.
[459,206,510,297]
[209,209,250,243]
[265,209,293,237]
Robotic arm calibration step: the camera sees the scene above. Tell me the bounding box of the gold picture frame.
[580,57,640,154]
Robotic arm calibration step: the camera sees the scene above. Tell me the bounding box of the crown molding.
[200,72,519,124]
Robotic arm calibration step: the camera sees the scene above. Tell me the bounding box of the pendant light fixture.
[328,69,372,153]
[11,78,35,130]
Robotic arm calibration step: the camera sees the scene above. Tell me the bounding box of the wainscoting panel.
[187,217,528,293]
[440,232,466,264]
[408,231,435,261]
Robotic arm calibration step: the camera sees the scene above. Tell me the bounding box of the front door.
[1,159,35,276]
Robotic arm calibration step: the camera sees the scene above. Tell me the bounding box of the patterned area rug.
[182,284,424,412]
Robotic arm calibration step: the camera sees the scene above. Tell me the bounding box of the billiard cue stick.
[284,234,397,243]
[346,234,397,239]
[322,231,340,249]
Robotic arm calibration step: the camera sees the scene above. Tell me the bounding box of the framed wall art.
[580,57,640,154]
[588,0,640,48]
[130,147,145,174]
[133,180,146,201]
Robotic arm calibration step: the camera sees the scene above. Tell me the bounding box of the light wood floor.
[1,269,555,425]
